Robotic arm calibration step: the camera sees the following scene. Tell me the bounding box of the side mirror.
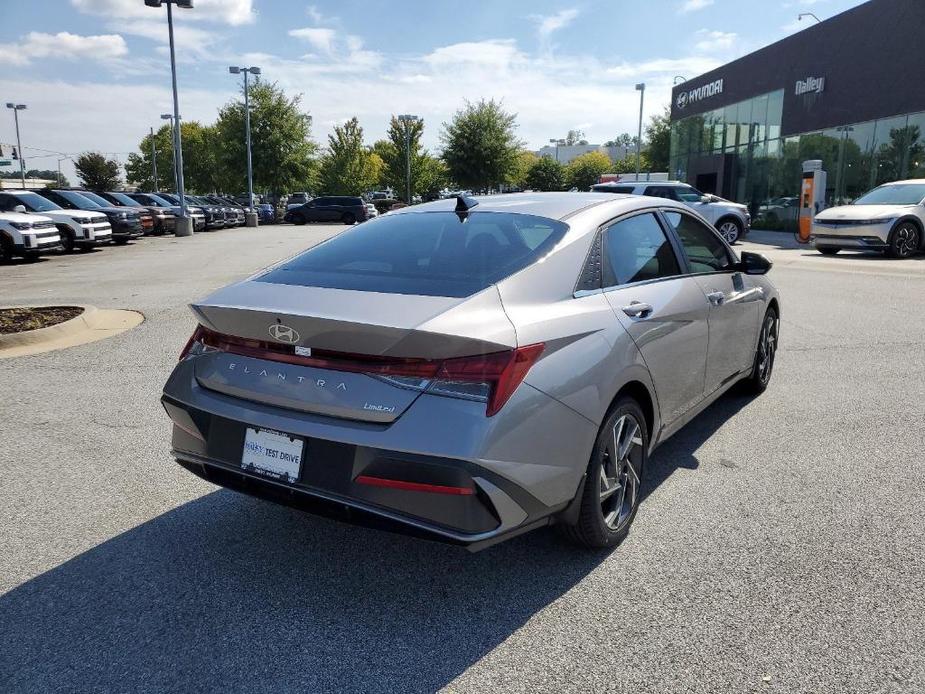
[13,205,27,213]
[739,251,772,275]
[699,195,711,203]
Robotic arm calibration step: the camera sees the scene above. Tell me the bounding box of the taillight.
[177,324,543,416]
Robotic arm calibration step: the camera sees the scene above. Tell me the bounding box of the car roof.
[881,179,925,186]
[389,192,638,221]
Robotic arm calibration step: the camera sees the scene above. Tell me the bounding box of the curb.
[0,304,145,358]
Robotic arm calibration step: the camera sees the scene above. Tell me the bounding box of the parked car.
[811,179,925,258]
[365,203,378,219]
[203,195,245,226]
[162,192,779,550]
[591,180,751,244]
[96,191,174,235]
[158,193,222,230]
[77,190,155,236]
[127,193,205,232]
[34,189,144,245]
[284,196,368,225]
[0,190,112,252]
[287,192,311,206]
[0,211,61,262]
[257,203,275,223]
[756,196,799,228]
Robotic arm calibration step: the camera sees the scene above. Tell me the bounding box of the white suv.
[591,180,751,243]
[0,211,61,262]
[0,190,112,252]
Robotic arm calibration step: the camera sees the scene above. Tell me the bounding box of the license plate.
[241,427,304,483]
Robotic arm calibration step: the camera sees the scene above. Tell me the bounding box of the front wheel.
[741,307,779,394]
[342,212,356,225]
[290,213,306,225]
[887,222,920,259]
[817,247,840,256]
[717,218,743,244]
[560,397,647,549]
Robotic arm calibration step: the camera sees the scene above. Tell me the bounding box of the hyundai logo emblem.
[676,91,688,109]
[268,323,300,344]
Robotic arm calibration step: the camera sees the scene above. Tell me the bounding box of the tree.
[565,151,612,190]
[0,169,67,185]
[418,155,450,200]
[380,115,426,201]
[318,117,378,195]
[125,125,175,191]
[644,106,671,172]
[605,133,636,149]
[526,156,565,191]
[441,99,522,191]
[610,151,653,174]
[565,129,586,146]
[214,80,318,196]
[508,150,539,189]
[74,152,121,190]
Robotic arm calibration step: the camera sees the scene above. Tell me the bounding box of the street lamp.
[229,65,261,225]
[161,113,178,193]
[149,126,158,190]
[673,75,687,85]
[397,114,420,204]
[798,12,821,23]
[549,138,565,163]
[634,83,645,179]
[57,155,74,187]
[6,103,27,188]
[145,0,194,236]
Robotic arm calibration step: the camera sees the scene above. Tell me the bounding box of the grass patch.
[0,306,84,334]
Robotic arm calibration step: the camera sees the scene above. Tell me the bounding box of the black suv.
[34,189,144,244]
[284,196,368,225]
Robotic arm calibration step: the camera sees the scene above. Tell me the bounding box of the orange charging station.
[798,159,827,243]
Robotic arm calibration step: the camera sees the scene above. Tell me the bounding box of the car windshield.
[852,183,925,205]
[144,194,174,207]
[675,185,705,202]
[258,211,569,298]
[78,191,112,207]
[54,190,102,209]
[11,192,62,212]
[158,193,180,204]
[108,192,142,206]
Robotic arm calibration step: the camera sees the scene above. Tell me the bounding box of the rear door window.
[603,213,681,286]
[643,186,679,201]
[258,211,568,297]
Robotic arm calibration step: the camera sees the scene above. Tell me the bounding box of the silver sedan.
[162,192,780,550]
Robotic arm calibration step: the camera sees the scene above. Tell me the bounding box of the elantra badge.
[268,323,300,344]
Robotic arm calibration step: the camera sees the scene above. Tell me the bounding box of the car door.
[302,199,321,222]
[600,211,711,426]
[662,209,762,396]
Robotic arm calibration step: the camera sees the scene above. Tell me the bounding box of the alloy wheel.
[718,220,740,244]
[757,312,778,384]
[599,414,644,531]
[893,224,919,258]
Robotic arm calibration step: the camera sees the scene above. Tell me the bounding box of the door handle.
[706,291,725,306]
[622,301,653,318]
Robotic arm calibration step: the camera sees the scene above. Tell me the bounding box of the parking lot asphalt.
[1,225,924,693]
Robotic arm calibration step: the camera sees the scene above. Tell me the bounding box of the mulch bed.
[0,306,84,334]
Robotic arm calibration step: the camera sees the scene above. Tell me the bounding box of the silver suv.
[592,181,750,243]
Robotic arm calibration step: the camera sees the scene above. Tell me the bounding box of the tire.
[716,218,742,244]
[817,247,840,256]
[886,221,920,259]
[58,227,75,253]
[114,237,129,246]
[741,307,779,394]
[342,212,356,225]
[0,235,12,263]
[560,397,647,549]
[291,213,306,225]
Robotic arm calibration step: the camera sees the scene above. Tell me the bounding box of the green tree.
[565,151,612,190]
[418,155,450,200]
[182,122,223,193]
[644,106,671,172]
[74,152,121,190]
[441,99,522,191]
[214,80,318,196]
[564,129,587,146]
[509,150,539,189]
[125,125,176,191]
[369,139,395,189]
[379,115,428,201]
[604,133,636,149]
[318,117,378,195]
[526,156,565,191]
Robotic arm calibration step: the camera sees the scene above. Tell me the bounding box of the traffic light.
[11,147,18,160]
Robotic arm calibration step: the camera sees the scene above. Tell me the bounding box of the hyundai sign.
[675,79,724,110]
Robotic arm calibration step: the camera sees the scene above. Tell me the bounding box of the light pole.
[397,114,420,204]
[798,12,821,23]
[145,0,194,236]
[229,65,261,225]
[549,138,565,163]
[150,126,158,189]
[6,103,27,188]
[673,75,687,85]
[160,113,178,193]
[634,83,645,179]
[57,155,74,187]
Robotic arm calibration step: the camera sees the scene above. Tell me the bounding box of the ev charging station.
[798,159,827,243]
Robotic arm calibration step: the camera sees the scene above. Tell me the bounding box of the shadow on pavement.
[0,489,608,693]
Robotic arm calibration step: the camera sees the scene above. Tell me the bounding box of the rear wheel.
[887,221,920,259]
[114,237,129,245]
[561,397,647,549]
[342,212,356,225]
[717,218,742,244]
[817,247,840,256]
[0,236,12,263]
[741,307,779,394]
[291,213,306,225]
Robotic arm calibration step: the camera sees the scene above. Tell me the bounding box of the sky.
[0,0,867,185]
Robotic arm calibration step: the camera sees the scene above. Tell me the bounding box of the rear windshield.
[258,211,568,297]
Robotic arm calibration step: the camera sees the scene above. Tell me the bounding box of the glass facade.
[670,92,925,230]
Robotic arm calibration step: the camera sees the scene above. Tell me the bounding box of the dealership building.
[669,0,925,227]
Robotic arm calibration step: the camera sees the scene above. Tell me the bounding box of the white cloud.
[424,40,522,69]
[680,0,714,12]
[70,0,255,25]
[693,30,737,53]
[530,9,580,38]
[0,32,128,66]
[288,27,337,53]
